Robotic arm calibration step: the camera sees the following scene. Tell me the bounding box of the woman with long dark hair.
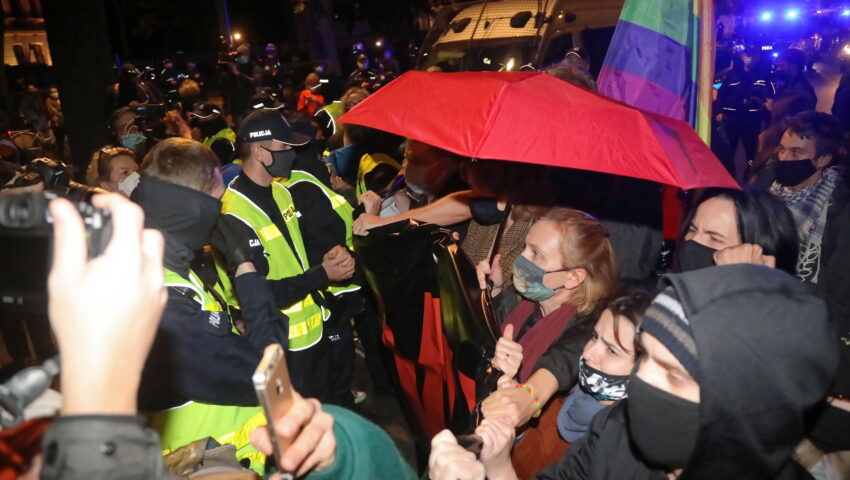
[674,188,799,275]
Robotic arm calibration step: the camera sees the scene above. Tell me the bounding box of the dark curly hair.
[784,111,843,162]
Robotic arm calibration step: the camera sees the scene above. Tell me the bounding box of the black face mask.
[627,376,700,469]
[133,176,222,277]
[774,158,817,187]
[469,197,511,225]
[261,147,297,178]
[674,239,717,273]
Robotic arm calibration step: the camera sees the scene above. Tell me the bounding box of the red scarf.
[502,300,578,382]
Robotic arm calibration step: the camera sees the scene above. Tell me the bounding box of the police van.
[418,0,624,75]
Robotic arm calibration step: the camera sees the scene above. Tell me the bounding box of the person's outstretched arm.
[41,193,170,480]
[352,190,472,235]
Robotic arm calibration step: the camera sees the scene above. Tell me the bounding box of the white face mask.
[117,171,140,196]
[50,92,59,99]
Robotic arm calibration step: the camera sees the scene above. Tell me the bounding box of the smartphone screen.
[253,343,294,471]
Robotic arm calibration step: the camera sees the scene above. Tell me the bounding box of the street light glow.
[784,8,800,20]
[232,32,242,41]
[760,11,774,22]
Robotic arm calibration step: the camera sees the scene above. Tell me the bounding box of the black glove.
[211,216,257,276]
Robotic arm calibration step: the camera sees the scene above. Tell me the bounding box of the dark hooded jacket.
[538,264,838,480]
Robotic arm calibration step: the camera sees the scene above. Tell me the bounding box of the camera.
[0,191,113,315]
[11,157,98,203]
[135,103,168,123]
[134,104,169,140]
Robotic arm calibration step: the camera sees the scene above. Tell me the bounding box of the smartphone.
[253,343,295,472]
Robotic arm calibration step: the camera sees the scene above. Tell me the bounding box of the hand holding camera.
[47,193,165,415]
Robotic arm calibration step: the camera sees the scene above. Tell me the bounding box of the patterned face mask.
[578,357,629,401]
[512,255,568,302]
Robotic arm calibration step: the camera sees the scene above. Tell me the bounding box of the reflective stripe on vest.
[155,268,266,474]
[152,400,266,475]
[284,170,361,297]
[221,179,325,351]
[356,152,402,199]
[164,268,237,334]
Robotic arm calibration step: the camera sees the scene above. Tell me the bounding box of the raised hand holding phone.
[251,344,336,478]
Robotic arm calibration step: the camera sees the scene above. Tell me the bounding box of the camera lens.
[0,192,47,228]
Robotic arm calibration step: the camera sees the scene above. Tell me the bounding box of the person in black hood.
[132,137,287,470]
[430,264,839,479]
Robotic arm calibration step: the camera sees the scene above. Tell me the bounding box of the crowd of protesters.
[2,35,850,480]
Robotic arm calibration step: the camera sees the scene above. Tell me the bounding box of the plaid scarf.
[770,167,840,283]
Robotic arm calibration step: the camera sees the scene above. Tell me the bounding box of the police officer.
[346,53,378,91]
[189,102,236,149]
[134,137,287,473]
[715,48,774,173]
[213,110,360,406]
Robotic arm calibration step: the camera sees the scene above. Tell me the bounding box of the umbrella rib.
[473,81,512,159]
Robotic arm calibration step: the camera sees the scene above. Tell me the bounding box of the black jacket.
[814,181,850,397]
[533,313,597,393]
[139,272,286,410]
[539,265,838,479]
[218,173,331,310]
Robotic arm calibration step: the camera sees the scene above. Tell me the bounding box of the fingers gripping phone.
[253,344,295,474]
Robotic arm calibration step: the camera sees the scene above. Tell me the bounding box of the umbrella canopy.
[339,71,739,190]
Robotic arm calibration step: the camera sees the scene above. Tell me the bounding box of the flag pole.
[695,0,716,144]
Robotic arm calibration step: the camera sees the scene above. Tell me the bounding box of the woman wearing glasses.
[86,146,139,196]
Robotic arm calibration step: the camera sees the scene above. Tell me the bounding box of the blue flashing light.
[784,8,800,20]
[760,11,774,22]
[772,52,780,58]
[843,9,850,16]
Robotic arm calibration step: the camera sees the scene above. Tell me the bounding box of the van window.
[427,42,535,72]
[582,27,616,77]
[541,33,574,68]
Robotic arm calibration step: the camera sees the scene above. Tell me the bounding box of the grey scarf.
[556,386,607,443]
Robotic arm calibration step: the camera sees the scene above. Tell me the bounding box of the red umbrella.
[339,71,739,190]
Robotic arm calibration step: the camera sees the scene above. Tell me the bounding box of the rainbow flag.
[598,0,715,143]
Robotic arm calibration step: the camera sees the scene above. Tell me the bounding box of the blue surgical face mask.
[121,132,146,150]
[512,254,569,302]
